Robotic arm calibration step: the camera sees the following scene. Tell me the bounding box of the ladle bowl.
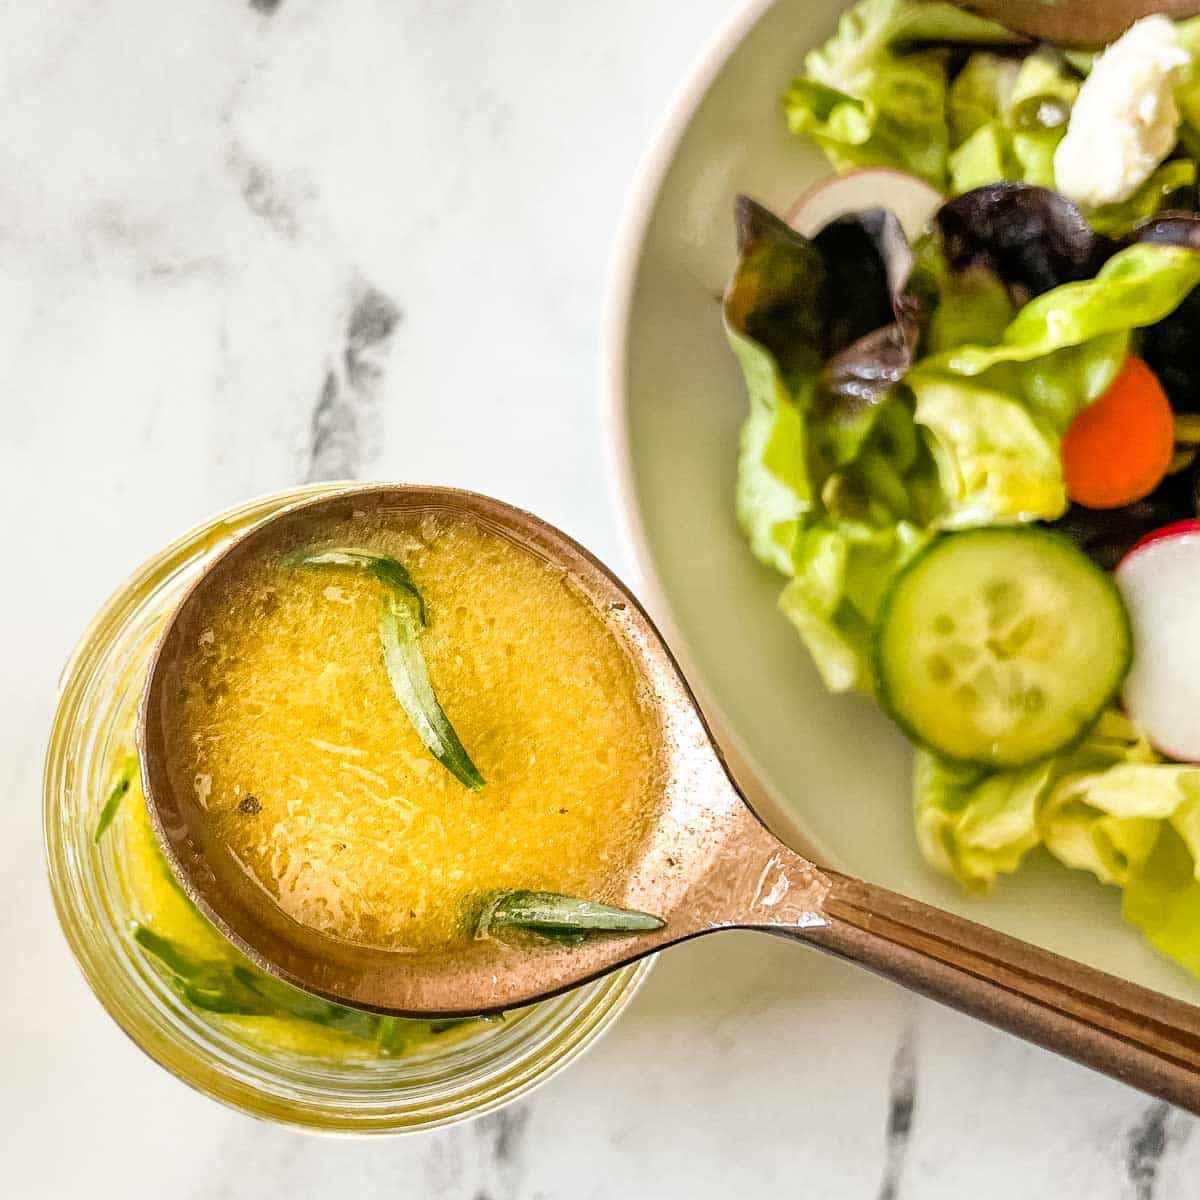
[139,485,1200,1113]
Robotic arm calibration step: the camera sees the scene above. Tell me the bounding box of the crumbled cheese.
[1054,16,1190,209]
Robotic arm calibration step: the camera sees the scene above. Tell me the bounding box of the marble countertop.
[3,1,1199,1195]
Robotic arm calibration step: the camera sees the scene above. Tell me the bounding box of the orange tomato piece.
[1062,355,1175,510]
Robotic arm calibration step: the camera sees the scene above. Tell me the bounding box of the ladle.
[954,0,1200,43]
[139,486,1200,1113]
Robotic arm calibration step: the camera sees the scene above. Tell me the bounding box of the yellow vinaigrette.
[170,510,663,953]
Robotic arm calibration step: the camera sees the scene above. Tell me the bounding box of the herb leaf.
[231,966,380,1039]
[133,923,393,1034]
[291,545,484,790]
[132,924,273,1014]
[94,754,139,843]
[475,891,665,941]
[379,594,485,791]
[291,547,427,624]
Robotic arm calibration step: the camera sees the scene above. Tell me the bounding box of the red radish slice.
[1128,518,1200,556]
[1116,525,1200,762]
[786,168,944,240]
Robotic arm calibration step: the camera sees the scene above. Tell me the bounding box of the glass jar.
[43,485,651,1133]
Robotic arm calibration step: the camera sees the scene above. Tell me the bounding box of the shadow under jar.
[43,485,651,1134]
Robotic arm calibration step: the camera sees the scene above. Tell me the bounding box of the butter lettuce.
[784,0,1021,187]
[914,748,1049,890]
[947,53,1018,148]
[724,202,826,574]
[915,711,1157,891]
[1006,54,1078,189]
[1088,160,1198,236]
[905,242,1200,526]
[1173,16,1200,159]
[729,331,816,575]
[916,710,1200,979]
[1043,740,1200,977]
[919,243,1200,383]
[948,53,1078,194]
[788,2,1200,222]
[1124,829,1200,979]
[906,374,1067,527]
[780,517,927,692]
[725,198,938,689]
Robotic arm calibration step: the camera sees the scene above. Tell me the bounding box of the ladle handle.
[794,871,1200,1113]
[951,0,1200,43]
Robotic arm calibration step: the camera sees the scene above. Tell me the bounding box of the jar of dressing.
[43,485,650,1133]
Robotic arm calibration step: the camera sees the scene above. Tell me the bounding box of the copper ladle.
[139,485,1200,1113]
[954,0,1200,43]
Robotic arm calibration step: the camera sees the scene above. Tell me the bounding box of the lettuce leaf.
[1005,53,1078,189]
[918,242,1200,384]
[784,0,1022,187]
[1088,160,1197,236]
[780,517,927,692]
[725,198,939,687]
[916,711,1158,891]
[947,52,1018,148]
[948,52,1079,194]
[914,747,1049,890]
[728,331,816,575]
[917,709,1200,980]
[933,184,1111,301]
[724,202,826,574]
[1172,15,1200,160]
[816,211,920,416]
[906,373,1069,526]
[904,242,1200,526]
[1042,742,1200,977]
[915,250,1016,354]
[1123,828,1200,978]
[724,199,928,575]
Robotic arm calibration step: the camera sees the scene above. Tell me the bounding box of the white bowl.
[603,0,1198,1002]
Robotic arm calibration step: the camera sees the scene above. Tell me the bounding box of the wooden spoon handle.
[952,0,1200,43]
[792,871,1200,1112]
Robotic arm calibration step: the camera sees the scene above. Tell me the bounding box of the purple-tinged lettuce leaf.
[934,183,1113,301]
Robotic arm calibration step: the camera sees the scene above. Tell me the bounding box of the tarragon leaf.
[291,545,484,790]
[379,595,485,791]
[475,890,665,941]
[94,754,138,842]
[290,547,426,624]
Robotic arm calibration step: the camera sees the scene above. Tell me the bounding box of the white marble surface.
[3,1,1200,1196]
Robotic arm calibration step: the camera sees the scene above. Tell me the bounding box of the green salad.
[727,0,1200,979]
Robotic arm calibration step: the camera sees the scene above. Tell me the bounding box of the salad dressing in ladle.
[138,485,1200,1113]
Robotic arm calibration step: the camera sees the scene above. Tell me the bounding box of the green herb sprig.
[131,922,484,1051]
[94,754,139,842]
[290,547,484,791]
[474,891,665,942]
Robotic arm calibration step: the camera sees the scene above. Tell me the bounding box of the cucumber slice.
[874,529,1131,767]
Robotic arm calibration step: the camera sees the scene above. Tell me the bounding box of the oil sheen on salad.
[100,507,667,1057]
[725,0,1200,981]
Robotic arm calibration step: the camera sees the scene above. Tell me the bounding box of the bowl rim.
[598,0,831,859]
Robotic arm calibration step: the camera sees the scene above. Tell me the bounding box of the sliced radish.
[1116,524,1200,762]
[1128,518,1200,556]
[786,168,944,240]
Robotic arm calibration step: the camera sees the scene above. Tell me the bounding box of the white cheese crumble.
[1054,15,1190,209]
